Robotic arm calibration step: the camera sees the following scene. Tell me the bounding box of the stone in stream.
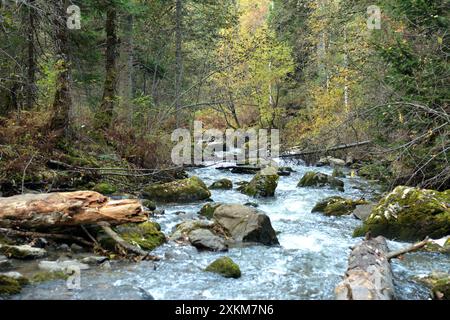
[142,176,211,203]
[205,257,241,279]
[170,220,214,241]
[297,171,344,192]
[0,244,47,260]
[422,236,450,254]
[189,229,228,252]
[199,203,223,219]
[317,156,346,167]
[38,260,90,273]
[238,166,279,197]
[353,186,450,241]
[81,256,109,265]
[312,197,367,216]
[332,167,346,178]
[209,179,233,190]
[213,204,279,245]
[0,274,25,296]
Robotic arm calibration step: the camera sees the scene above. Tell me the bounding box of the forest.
[0,0,449,301]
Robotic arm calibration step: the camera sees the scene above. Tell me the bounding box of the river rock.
[317,156,346,167]
[205,256,241,279]
[209,179,233,190]
[352,204,375,221]
[238,166,279,197]
[81,256,109,265]
[213,204,279,245]
[98,221,166,251]
[312,197,367,216]
[92,182,117,195]
[38,260,90,272]
[0,244,47,260]
[142,176,211,203]
[170,220,214,241]
[0,255,13,271]
[422,236,450,254]
[297,171,344,192]
[189,229,228,252]
[332,167,346,178]
[0,274,23,296]
[353,186,450,241]
[70,243,84,253]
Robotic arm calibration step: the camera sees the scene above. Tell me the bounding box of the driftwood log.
[0,191,147,228]
[335,236,395,300]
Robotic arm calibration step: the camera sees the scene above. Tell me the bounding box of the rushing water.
[12,161,450,300]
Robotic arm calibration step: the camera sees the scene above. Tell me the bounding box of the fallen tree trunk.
[0,191,147,228]
[281,140,372,158]
[335,236,395,300]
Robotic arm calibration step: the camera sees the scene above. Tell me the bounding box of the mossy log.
[335,236,395,300]
[0,191,147,228]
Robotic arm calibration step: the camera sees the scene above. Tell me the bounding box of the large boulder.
[238,167,279,197]
[142,176,211,203]
[212,204,279,245]
[312,197,367,216]
[98,221,166,251]
[297,171,344,192]
[0,244,47,260]
[353,186,450,241]
[205,256,241,279]
[209,179,233,190]
[189,229,228,252]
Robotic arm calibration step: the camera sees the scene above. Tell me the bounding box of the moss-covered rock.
[0,275,22,296]
[142,176,211,203]
[312,197,367,216]
[142,199,157,211]
[332,167,346,178]
[199,203,222,219]
[297,171,344,192]
[31,271,68,284]
[422,236,450,254]
[416,272,450,300]
[0,244,47,260]
[358,163,391,182]
[209,179,233,190]
[238,167,279,197]
[98,221,165,251]
[92,182,117,195]
[205,257,241,279]
[353,186,450,241]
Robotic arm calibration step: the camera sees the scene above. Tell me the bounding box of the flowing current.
[12,161,450,300]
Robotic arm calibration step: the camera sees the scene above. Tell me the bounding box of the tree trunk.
[97,4,119,130]
[119,14,135,124]
[0,191,147,229]
[26,0,37,110]
[49,0,72,136]
[335,236,395,300]
[174,0,183,126]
